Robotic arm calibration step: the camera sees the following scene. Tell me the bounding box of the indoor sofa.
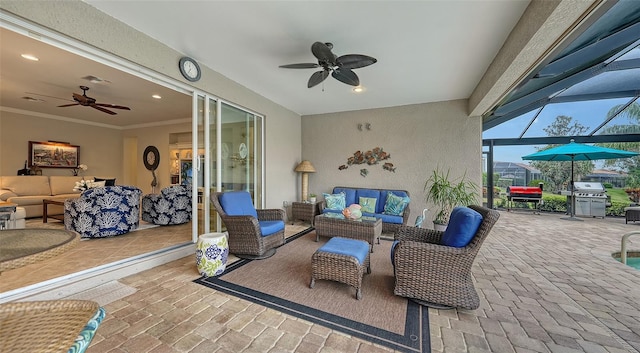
[0,175,95,218]
[319,186,410,233]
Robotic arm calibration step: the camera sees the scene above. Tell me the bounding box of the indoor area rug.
[195,229,430,353]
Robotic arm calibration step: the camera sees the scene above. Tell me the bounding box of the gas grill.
[572,182,607,218]
[506,185,543,213]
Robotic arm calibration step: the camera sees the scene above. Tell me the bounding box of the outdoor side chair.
[392,205,500,310]
[210,191,285,259]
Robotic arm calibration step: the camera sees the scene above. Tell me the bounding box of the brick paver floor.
[81,211,639,352]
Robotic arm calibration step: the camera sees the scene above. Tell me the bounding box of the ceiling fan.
[279,42,377,88]
[57,85,131,115]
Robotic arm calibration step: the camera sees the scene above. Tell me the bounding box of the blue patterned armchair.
[141,184,192,225]
[64,186,142,238]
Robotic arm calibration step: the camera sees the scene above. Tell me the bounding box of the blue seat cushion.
[219,191,258,218]
[318,237,369,265]
[390,240,400,266]
[441,207,483,247]
[259,220,285,236]
[322,208,343,215]
[362,212,403,224]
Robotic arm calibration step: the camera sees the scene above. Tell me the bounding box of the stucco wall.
[0,0,302,208]
[302,100,482,225]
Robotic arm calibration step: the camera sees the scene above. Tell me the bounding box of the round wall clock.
[239,143,248,159]
[178,56,201,82]
[143,145,160,171]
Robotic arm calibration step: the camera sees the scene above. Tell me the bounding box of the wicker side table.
[291,201,320,225]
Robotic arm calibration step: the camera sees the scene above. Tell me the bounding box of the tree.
[529,115,594,191]
[597,102,640,172]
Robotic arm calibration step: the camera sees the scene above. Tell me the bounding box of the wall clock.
[178,56,201,82]
[239,143,248,159]
[143,145,160,171]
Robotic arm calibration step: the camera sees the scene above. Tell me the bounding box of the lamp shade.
[294,160,316,173]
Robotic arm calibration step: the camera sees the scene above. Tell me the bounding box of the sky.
[482,97,633,168]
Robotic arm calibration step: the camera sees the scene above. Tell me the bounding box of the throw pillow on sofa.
[383,192,410,216]
[359,197,377,213]
[323,192,346,210]
[440,206,483,247]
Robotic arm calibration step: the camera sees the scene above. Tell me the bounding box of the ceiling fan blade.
[95,103,131,110]
[25,92,74,102]
[307,70,330,88]
[279,63,320,69]
[332,68,360,86]
[91,105,117,115]
[337,54,377,69]
[57,103,80,107]
[311,42,336,64]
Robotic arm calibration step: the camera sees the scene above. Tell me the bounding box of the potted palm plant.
[424,167,478,231]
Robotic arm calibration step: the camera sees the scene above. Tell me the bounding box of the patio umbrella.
[522,139,638,220]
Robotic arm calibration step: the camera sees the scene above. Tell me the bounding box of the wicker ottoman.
[310,237,371,300]
[625,206,640,224]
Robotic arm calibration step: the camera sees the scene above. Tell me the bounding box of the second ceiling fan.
[58,85,131,115]
[280,42,377,88]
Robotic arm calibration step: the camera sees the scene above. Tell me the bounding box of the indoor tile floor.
[5,212,640,352]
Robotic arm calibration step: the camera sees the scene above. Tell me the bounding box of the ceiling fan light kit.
[280,41,377,89]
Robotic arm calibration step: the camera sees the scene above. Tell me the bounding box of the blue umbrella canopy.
[521,139,638,161]
[522,139,638,219]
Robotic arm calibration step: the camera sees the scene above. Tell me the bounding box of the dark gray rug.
[195,229,430,353]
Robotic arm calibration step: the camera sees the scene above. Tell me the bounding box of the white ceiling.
[86,0,530,116]
[0,1,530,127]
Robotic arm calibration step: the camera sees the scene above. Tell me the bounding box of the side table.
[291,201,320,225]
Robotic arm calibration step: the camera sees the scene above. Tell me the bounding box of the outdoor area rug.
[195,229,431,353]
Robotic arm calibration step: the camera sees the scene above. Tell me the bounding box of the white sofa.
[0,176,94,218]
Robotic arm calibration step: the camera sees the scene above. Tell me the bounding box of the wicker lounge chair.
[392,205,500,310]
[0,300,105,352]
[211,191,285,259]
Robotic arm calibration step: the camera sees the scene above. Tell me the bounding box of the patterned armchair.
[142,184,192,225]
[64,185,142,238]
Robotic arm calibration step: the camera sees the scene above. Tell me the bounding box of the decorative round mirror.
[143,145,160,171]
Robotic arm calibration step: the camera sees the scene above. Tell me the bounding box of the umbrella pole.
[563,156,582,221]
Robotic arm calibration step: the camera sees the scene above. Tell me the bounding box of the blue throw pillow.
[323,192,346,210]
[441,207,483,247]
[383,192,410,216]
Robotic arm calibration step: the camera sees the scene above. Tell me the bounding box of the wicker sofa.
[319,186,410,234]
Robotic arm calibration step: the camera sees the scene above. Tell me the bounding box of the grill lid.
[573,182,605,193]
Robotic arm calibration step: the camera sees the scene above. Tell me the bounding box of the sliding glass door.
[194,97,264,238]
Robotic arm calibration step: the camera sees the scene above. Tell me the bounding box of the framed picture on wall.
[28,141,80,168]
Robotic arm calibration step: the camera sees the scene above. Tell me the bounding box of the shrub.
[539,194,568,213]
[603,182,613,189]
[528,179,545,188]
[607,201,630,217]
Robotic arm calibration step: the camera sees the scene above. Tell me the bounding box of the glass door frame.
[191,95,265,241]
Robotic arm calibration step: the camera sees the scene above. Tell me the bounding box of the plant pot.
[309,197,317,203]
[433,222,447,232]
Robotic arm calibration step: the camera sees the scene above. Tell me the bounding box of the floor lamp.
[294,160,316,202]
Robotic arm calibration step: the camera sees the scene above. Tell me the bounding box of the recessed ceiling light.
[353,86,364,93]
[21,54,39,61]
[152,94,162,99]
